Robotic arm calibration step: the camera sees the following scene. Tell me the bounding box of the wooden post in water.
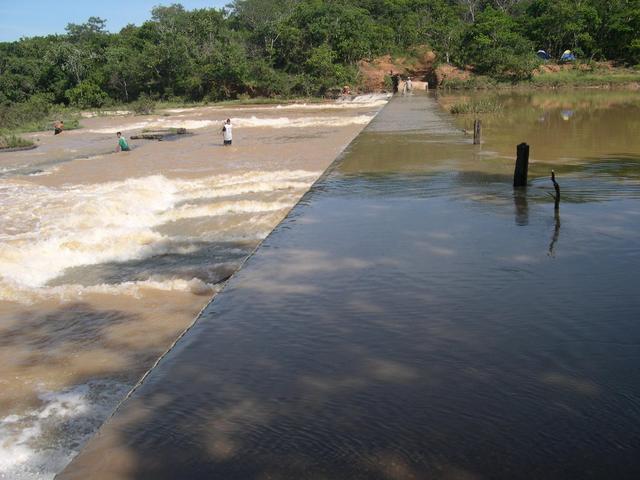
[473,119,482,145]
[513,143,529,187]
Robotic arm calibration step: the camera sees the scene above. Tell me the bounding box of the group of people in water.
[50,73,412,153]
[390,71,413,95]
[53,117,233,152]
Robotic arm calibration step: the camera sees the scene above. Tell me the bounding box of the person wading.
[222,118,233,146]
[116,132,130,152]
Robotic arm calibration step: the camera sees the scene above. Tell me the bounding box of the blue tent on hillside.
[537,50,551,60]
[560,50,576,62]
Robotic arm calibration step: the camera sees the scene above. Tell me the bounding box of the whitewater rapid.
[0,170,319,298]
[0,92,390,480]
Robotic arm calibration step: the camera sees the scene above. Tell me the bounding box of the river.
[59,89,640,479]
[0,94,389,479]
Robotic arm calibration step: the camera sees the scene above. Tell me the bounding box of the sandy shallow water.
[0,94,389,479]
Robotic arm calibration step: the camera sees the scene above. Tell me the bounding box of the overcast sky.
[0,0,229,41]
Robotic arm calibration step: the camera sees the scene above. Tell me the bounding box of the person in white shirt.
[402,76,413,95]
[222,118,233,146]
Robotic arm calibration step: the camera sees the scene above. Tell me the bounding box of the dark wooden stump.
[513,143,529,187]
[551,170,560,210]
[473,119,482,145]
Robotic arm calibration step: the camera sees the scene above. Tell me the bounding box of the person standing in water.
[402,76,413,95]
[116,132,130,152]
[222,118,233,146]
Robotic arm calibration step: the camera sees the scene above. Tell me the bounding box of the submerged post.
[551,170,560,210]
[473,119,482,145]
[513,143,529,187]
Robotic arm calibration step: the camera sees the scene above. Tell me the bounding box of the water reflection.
[548,210,561,257]
[513,189,529,226]
[440,90,640,165]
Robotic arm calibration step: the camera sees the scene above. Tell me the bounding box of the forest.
[1,0,639,128]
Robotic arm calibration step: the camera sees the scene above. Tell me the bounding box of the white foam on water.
[0,381,130,480]
[26,168,57,177]
[164,199,291,222]
[175,170,318,201]
[346,93,393,104]
[233,114,374,129]
[85,121,151,134]
[180,180,310,200]
[87,119,216,134]
[86,104,378,134]
[81,110,131,118]
[0,170,319,296]
[0,278,220,304]
[274,93,391,110]
[163,107,198,114]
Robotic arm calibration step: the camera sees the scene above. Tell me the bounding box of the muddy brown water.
[59,91,640,479]
[0,96,388,479]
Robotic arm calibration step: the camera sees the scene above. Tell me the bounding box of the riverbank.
[437,64,640,90]
[356,50,640,91]
[4,67,638,144]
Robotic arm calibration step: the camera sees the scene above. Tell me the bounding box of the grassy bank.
[0,134,35,149]
[0,97,82,135]
[450,99,503,114]
[530,68,640,88]
[440,65,640,90]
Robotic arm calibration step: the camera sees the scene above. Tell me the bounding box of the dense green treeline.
[1,0,639,123]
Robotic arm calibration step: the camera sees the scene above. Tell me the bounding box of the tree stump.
[513,143,529,187]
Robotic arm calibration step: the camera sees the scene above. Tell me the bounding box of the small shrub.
[450,99,503,114]
[131,94,156,115]
[0,96,81,134]
[0,93,52,129]
[0,134,34,149]
[440,76,496,90]
[383,74,393,92]
[65,82,108,109]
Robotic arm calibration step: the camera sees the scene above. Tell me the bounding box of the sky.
[0,0,228,41]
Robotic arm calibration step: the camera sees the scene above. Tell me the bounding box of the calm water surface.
[61,91,640,480]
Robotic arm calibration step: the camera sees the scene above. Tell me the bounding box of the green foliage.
[450,99,503,114]
[130,93,156,115]
[531,68,640,87]
[461,8,539,81]
[423,0,465,64]
[440,76,497,90]
[524,0,600,59]
[0,93,52,126]
[0,134,34,149]
[65,81,108,108]
[597,0,640,64]
[0,95,80,134]
[0,0,639,133]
